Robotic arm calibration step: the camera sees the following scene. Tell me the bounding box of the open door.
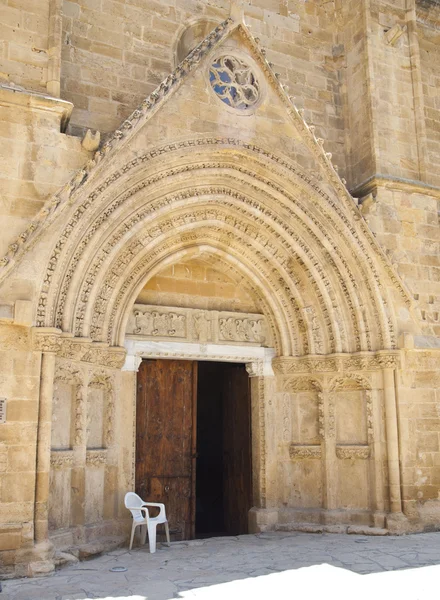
[196,362,252,537]
[136,359,197,540]
[222,363,252,535]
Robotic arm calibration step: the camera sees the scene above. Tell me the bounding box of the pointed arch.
[25,139,406,357]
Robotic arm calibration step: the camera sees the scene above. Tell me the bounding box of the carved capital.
[86,449,107,468]
[336,445,370,460]
[32,328,62,353]
[289,444,322,459]
[50,450,74,470]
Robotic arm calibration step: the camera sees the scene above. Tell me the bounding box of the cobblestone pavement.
[3,531,440,600]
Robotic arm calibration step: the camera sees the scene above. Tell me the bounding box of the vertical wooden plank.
[135,359,195,541]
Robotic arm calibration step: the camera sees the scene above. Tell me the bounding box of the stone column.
[33,329,61,545]
[321,391,337,512]
[247,362,278,533]
[34,351,57,542]
[382,368,402,514]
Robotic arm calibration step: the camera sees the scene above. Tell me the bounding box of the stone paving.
[3,531,440,600]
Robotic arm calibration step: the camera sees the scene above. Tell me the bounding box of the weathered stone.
[0,0,439,579]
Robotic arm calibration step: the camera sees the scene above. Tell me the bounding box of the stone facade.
[0,0,439,579]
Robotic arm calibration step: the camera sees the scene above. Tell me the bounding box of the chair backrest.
[124,492,147,522]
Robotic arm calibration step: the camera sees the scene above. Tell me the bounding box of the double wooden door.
[135,359,252,540]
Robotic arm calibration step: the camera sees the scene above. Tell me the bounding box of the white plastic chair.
[124,492,170,553]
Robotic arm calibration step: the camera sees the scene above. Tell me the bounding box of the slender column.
[382,368,402,513]
[34,351,57,542]
[47,0,62,97]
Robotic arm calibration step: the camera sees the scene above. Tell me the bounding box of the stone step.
[67,535,126,562]
[276,523,389,536]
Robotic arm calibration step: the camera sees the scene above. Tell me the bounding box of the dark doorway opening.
[135,359,252,542]
[196,362,252,537]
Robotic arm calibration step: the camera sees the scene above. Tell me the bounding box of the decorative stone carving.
[54,361,85,448]
[273,352,401,374]
[127,304,268,347]
[366,390,374,442]
[88,371,115,447]
[336,445,370,460]
[134,310,186,337]
[289,444,322,459]
[304,306,323,354]
[283,377,323,393]
[33,329,62,353]
[317,392,325,439]
[219,316,266,344]
[23,131,405,355]
[56,338,126,369]
[50,450,74,470]
[329,373,372,391]
[85,449,107,468]
[327,393,336,438]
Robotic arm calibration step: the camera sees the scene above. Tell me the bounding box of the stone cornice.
[0,84,73,132]
[351,174,440,200]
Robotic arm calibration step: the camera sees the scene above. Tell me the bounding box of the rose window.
[209,56,260,110]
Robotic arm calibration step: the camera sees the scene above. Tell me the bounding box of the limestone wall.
[60,0,346,174]
[0,87,91,260]
[365,186,440,338]
[0,0,51,92]
[398,349,440,528]
[0,324,40,577]
[419,21,440,187]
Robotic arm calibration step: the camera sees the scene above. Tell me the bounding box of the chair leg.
[165,521,171,547]
[129,522,136,551]
[147,522,157,553]
[141,524,147,546]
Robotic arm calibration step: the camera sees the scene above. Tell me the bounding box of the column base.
[385,512,410,534]
[248,507,278,533]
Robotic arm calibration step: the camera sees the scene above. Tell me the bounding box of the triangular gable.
[0,12,411,308]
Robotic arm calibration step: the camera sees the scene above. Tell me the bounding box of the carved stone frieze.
[127,304,268,346]
[289,444,322,459]
[54,338,126,369]
[50,450,74,470]
[336,445,370,460]
[273,352,401,374]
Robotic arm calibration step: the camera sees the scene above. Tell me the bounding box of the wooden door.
[136,359,197,540]
[222,364,252,535]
